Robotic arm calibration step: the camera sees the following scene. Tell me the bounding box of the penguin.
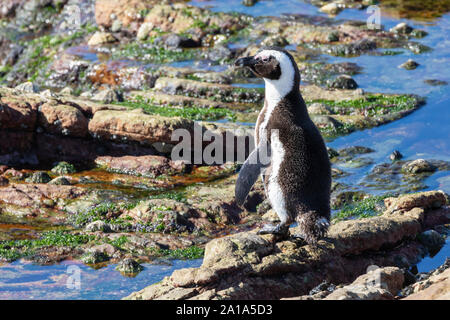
[234,47,331,244]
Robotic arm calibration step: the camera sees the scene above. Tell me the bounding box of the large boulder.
[88,109,194,145]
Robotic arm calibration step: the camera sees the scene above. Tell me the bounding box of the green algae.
[150,245,204,260]
[116,97,237,121]
[332,195,390,222]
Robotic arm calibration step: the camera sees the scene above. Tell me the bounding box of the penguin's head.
[235,47,300,97]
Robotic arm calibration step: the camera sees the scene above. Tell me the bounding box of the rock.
[116,258,144,274]
[0,183,87,208]
[25,171,51,183]
[48,176,71,185]
[324,267,404,300]
[111,19,122,32]
[384,190,447,214]
[164,34,199,48]
[95,155,187,177]
[390,150,403,161]
[403,267,450,300]
[95,0,151,30]
[0,95,37,131]
[261,35,288,47]
[307,103,333,115]
[417,230,445,250]
[14,81,40,93]
[242,0,257,7]
[329,75,358,90]
[390,22,413,35]
[320,3,342,15]
[327,147,339,159]
[92,88,121,103]
[85,220,112,233]
[262,209,280,222]
[87,32,117,46]
[399,59,419,70]
[51,161,76,175]
[81,251,110,264]
[38,103,89,138]
[0,176,9,186]
[402,159,436,174]
[410,29,428,38]
[125,191,450,300]
[424,79,447,86]
[90,243,117,256]
[88,109,195,145]
[137,22,154,41]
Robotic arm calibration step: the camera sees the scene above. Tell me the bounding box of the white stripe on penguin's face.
[255,50,295,104]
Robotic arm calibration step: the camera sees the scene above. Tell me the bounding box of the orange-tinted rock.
[38,103,89,138]
[0,96,36,131]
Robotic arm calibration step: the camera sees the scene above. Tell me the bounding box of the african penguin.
[234,47,331,244]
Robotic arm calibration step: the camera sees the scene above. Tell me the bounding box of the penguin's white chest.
[267,130,289,224]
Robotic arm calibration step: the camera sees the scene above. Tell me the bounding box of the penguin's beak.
[235,56,257,67]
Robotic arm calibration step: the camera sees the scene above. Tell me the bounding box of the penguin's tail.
[296,210,329,244]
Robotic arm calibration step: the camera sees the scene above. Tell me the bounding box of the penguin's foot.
[257,223,289,236]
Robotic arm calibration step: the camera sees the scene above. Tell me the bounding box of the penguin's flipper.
[235,140,271,206]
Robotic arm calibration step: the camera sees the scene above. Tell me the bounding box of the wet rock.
[25,171,51,183]
[51,161,76,175]
[81,250,110,264]
[338,146,375,157]
[116,258,144,274]
[390,150,403,161]
[402,159,436,174]
[324,267,404,300]
[45,53,89,89]
[327,147,339,159]
[320,3,342,15]
[137,22,154,41]
[310,115,343,130]
[399,59,419,70]
[38,103,89,138]
[90,243,117,256]
[85,220,112,233]
[331,191,368,209]
[48,176,71,185]
[390,22,413,35]
[88,109,195,145]
[329,75,358,90]
[242,0,257,7]
[164,34,200,48]
[417,230,445,250]
[95,155,187,177]
[424,79,448,86]
[14,81,40,93]
[88,32,117,46]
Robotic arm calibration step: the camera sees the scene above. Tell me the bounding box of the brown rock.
[0,183,87,208]
[384,190,447,214]
[95,155,186,177]
[95,0,151,30]
[324,267,404,300]
[403,268,450,300]
[0,96,36,131]
[0,176,9,186]
[88,109,194,145]
[38,103,89,138]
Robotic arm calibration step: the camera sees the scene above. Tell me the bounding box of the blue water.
[0,259,202,300]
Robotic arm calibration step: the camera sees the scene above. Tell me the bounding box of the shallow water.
[0,259,202,300]
[0,0,449,299]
